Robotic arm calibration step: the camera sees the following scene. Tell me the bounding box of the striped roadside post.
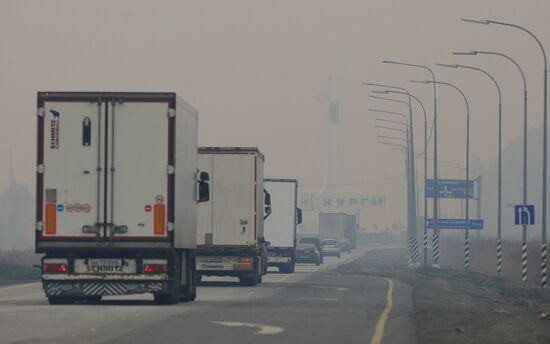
[412,236,420,264]
[423,229,428,264]
[541,243,547,288]
[464,232,470,271]
[432,232,440,264]
[497,239,503,276]
[521,243,528,284]
[406,235,413,265]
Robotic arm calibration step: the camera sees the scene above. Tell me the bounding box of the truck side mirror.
[198,181,209,202]
[200,171,209,181]
[296,208,303,225]
[263,189,272,220]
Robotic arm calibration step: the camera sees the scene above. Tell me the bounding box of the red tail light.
[43,263,67,273]
[241,257,252,264]
[143,264,168,273]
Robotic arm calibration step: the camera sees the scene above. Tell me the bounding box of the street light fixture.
[382,60,442,268]
[461,17,548,288]
[453,49,530,281]
[437,62,504,276]
[370,93,419,261]
[412,78,472,271]
[375,89,431,267]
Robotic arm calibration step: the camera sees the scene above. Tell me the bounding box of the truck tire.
[280,264,294,274]
[48,296,75,305]
[81,296,102,303]
[315,260,320,266]
[155,252,181,305]
[181,251,197,302]
[239,275,258,286]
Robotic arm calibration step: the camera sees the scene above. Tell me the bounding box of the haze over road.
[0,247,414,344]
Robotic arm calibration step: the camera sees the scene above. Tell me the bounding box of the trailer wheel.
[181,251,197,302]
[81,296,102,303]
[48,296,75,305]
[155,253,182,305]
[239,275,258,286]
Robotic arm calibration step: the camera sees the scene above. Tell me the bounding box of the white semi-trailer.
[264,179,301,273]
[196,147,270,286]
[36,92,209,305]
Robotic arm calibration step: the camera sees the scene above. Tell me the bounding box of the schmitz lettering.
[49,109,60,149]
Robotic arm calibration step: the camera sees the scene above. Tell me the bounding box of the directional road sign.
[514,205,535,225]
[425,179,474,199]
[426,218,484,230]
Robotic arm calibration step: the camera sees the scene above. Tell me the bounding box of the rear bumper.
[43,280,167,297]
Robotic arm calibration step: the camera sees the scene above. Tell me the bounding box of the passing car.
[298,237,324,264]
[295,243,322,265]
[321,239,341,258]
[338,238,352,253]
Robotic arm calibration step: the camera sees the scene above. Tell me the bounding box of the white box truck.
[35,92,209,305]
[264,179,301,273]
[196,147,270,286]
[319,212,348,240]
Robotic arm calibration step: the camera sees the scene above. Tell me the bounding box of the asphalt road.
[0,247,415,344]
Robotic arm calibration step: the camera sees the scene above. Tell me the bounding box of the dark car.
[338,238,352,253]
[295,243,322,265]
[298,237,324,264]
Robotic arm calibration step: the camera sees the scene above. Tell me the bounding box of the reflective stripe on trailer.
[154,204,165,235]
[45,203,56,234]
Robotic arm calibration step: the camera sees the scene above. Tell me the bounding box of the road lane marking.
[212,321,284,335]
[299,297,337,301]
[369,278,394,344]
[311,286,349,291]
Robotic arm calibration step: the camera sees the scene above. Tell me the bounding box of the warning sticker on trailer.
[64,203,91,213]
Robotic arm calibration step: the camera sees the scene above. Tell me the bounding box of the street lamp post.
[364,83,421,265]
[437,62,503,276]
[381,61,441,267]
[370,93,421,265]
[453,50,529,282]
[375,89,430,267]
[461,17,547,288]
[412,79,472,271]
[371,108,419,264]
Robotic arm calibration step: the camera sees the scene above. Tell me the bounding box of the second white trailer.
[196,147,270,286]
[264,179,300,273]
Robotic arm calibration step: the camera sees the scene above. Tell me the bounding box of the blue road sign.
[426,218,484,230]
[425,179,475,199]
[514,205,535,225]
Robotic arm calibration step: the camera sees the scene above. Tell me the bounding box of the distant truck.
[264,179,302,273]
[36,92,209,305]
[319,212,348,241]
[196,147,271,286]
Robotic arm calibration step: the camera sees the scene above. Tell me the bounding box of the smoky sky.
[1,0,549,227]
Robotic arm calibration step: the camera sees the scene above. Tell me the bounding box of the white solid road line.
[211,321,284,335]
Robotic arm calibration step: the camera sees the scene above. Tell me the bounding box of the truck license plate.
[75,259,136,274]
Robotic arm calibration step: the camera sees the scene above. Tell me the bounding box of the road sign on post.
[425,179,474,199]
[426,218,484,230]
[514,205,535,225]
